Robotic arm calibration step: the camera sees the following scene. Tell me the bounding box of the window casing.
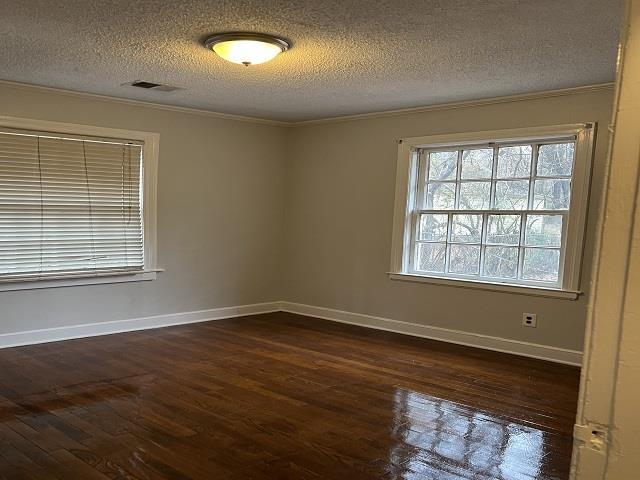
[0,116,159,291]
[390,124,595,298]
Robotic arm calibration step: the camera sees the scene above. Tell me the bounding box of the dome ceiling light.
[204,32,290,66]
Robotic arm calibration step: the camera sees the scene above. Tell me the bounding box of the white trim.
[294,84,614,126]
[0,80,613,127]
[0,115,160,146]
[0,80,289,127]
[564,125,596,291]
[389,272,580,299]
[0,301,282,349]
[0,300,582,366]
[0,270,162,292]
[390,142,417,273]
[399,123,589,150]
[0,116,160,289]
[390,124,595,294]
[281,302,583,366]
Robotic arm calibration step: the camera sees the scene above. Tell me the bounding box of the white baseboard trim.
[0,301,282,349]
[280,302,583,366]
[0,300,583,366]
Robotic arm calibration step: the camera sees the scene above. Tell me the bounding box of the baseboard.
[0,300,583,366]
[0,301,282,349]
[280,302,583,366]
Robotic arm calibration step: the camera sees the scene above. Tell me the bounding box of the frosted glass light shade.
[205,33,290,66]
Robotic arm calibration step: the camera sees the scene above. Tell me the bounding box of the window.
[0,116,158,290]
[390,124,595,299]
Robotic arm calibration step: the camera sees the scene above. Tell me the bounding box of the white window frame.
[0,116,160,291]
[389,124,596,300]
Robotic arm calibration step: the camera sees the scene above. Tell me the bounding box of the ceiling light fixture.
[204,32,290,66]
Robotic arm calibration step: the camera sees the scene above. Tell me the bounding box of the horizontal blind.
[0,130,144,281]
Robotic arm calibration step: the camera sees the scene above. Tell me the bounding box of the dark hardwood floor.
[0,312,580,480]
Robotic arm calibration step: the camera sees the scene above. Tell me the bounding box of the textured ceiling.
[0,0,623,122]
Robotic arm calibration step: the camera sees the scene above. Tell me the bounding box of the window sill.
[388,272,581,300]
[0,269,162,292]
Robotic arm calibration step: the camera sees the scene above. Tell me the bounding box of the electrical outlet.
[522,313,537,328]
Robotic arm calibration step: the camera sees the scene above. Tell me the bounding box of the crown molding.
[294,83,615,126]
[0,80,289,127]
[0,79,614,127]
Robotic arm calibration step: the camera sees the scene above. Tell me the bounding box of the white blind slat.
[0,130,145,279]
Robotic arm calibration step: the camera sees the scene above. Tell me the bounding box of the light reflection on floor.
[389,389,553,480]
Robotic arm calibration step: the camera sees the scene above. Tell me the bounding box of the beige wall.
[0,83,615,354]
[0,83,288,334]
[284,89,614,351]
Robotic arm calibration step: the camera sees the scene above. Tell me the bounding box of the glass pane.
[497,145,532,178]
[426,183,456,210]
[487,215,521,245]
[451,214,482,243]
[419,214,448,242]
[484,246,519,279]
[533,179,570,210]
[449,245,480,275]
[428,151,458,180]
[537,143,574,177]
[523,248,560,282]
[461,148,493,179]
[416,243,446,273]
[495,180,530,210]
[525,215,563,247]
[459,182,490,210]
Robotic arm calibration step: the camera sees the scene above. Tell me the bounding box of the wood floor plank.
[0,312,580,479]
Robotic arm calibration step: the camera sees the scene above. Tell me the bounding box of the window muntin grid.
[411,139,575,287]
